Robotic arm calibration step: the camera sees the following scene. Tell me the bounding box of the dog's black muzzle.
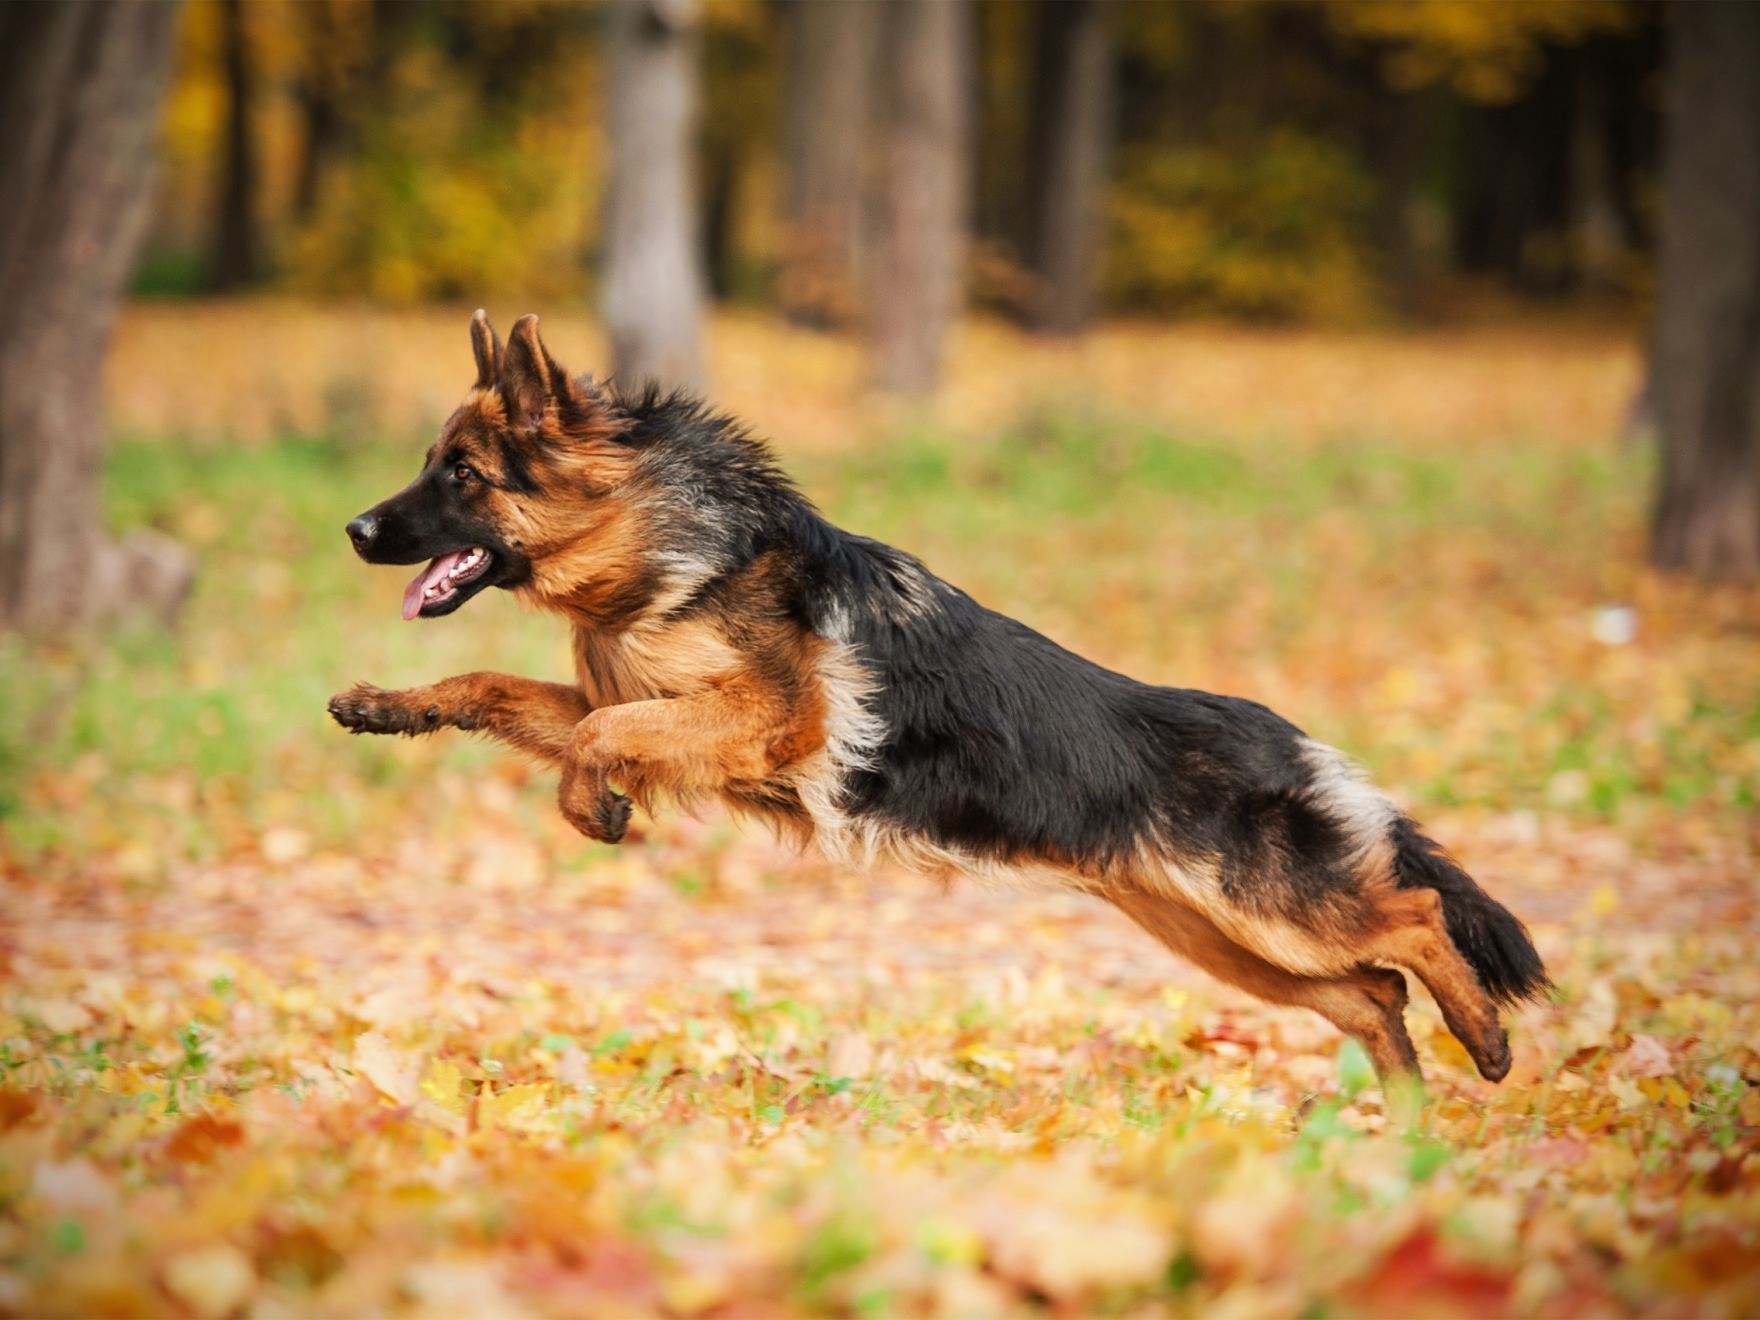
[345,475,475,566]
[344,471,530,620]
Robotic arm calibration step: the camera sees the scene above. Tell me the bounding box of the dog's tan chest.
[572,619,744,708]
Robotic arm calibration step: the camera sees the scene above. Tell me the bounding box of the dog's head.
[346,311,638,621]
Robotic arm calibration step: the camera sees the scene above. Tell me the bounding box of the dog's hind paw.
[1472,1026,1513,1084]
[327,683,440,736]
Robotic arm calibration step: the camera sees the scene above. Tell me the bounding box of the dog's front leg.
[557,680,787,844]
[328,672,591,765]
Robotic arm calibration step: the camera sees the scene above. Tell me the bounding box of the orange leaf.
[163,1113,246,1164]
[1354,1228,1513,1317]
[0,1089,38,1132]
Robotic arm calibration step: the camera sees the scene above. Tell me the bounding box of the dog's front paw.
[559,773,633,844]
[327,683,441,736]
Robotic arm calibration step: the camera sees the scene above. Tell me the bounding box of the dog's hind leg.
[1359,885,1511,1082]
[1107,888,1420,1088]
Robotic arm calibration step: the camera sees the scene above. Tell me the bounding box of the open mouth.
[402,546,495,620]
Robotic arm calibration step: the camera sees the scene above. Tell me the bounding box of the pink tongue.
[402,551,467,621]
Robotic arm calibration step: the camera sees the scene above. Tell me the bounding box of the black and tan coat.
[331,311,1548,1095]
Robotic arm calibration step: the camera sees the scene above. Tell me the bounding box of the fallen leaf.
[163,1113,246,1164]
[825,1032,875,1080]
[1355,1229,1513,1317]
[1616,1034,1673,1080]
[163,1244,256,1320]
[420,1058,466,1113]
[476,1083,551,1133]
[32,1159,116,1216]
[352,1032,419,1106]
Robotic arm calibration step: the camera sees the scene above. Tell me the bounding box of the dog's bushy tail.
[1391,817,1549,1007]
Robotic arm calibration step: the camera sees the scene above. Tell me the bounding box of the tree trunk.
[1650,1,1760,578]
[1023,0,1111,336]
[602,0,708,394]
[779,0,879,329]
[871,0,972,395]
[1568,46,1623,295]
[702,139,740,303]
[0,0,194,633]
[293,0,346,222]
[1367,84,1440,320]
[210,0,259,290]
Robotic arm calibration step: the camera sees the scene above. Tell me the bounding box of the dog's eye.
[452,463,476,483]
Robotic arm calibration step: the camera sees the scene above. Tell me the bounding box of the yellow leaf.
[661,1271,731,1317]
[162,1245,255,1319]
[1741,1088,1760,1128]
[353,1031,418,1106]
[1431,1033,1477,1072]
[421,1058,466,1114]
[477,1082,552,1133]
[102,1064,160,1096]
[1608,1078,1646,1110]
[959,1047,1016,1076]
[917,1216,985,1267]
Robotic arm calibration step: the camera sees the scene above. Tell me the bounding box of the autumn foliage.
[2,305,1758,1317]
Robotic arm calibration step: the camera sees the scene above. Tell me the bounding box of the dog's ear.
[469,309,502,389]
[499,314,570,434]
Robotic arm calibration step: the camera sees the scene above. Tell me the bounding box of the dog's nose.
[346,514,378,552]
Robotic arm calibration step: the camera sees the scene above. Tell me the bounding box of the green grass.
[1,410,1750,872]
[805,407,1625,537]
[2,434,562,861]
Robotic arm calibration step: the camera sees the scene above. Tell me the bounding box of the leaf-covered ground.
[2,305,1757,1318]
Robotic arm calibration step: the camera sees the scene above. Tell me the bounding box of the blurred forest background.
[4,3,1760,1317]
[6,0,1760,635]
[148,0,1665,320]
[149,0,1666,334]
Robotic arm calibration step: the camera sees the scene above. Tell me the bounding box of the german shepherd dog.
[330,311,1547,1093]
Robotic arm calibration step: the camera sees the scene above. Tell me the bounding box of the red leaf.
[1354,1228,1514,1317]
